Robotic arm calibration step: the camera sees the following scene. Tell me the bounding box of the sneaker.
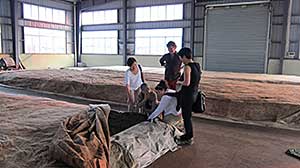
[175,137,194,146]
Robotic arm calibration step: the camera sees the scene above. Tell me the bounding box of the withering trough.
[0,68,300,127]
[0,91,148,168]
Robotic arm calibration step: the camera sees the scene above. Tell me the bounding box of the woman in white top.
[125,57,144,112]
[148,80,182,126]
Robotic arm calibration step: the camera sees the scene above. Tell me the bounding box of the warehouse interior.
[0,0,300,168]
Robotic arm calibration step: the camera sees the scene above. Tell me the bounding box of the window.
[82,31,118,54]
[135,28,182,55]
[136,4,183,22]
[82,10,118,25]
[24,27,66,53]
[23,3,65,24]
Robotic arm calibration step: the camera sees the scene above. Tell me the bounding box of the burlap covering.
[110,121,179,168]
[50,104,111,168]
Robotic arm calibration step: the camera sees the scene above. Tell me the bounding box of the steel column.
[122,0,127,65]
[75,2,82,64]
[190,0,195,55]
[11,0,19,67]
[280,0,292,74]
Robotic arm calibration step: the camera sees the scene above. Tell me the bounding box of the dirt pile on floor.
[0,69,300,124]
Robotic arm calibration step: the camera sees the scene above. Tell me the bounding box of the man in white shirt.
[147,80,182,126]
[125,57,144,112]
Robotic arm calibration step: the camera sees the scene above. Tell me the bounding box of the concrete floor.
[150,117,300,168]
[1,84,299,168]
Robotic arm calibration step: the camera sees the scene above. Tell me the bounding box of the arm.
[150,92,159,111]
[137,93,147,107]
[125,85,133,103]
[147,96,170,120]
[159,55,167,66]
[182,65,191,86]
[125,71,133,103]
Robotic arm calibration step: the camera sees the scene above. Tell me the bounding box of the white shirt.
[147,89,181,120]
[124,65,143,91]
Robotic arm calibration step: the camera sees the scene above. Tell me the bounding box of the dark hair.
[166,41,177,48]
[155,80,168,91]
[126,57,137,67]
[178,47,192,59]
[141,83,148,90]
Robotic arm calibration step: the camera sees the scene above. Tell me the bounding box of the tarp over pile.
[50,104,111,168]
[110,121,179,168]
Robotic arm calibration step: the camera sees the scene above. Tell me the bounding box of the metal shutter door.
[205,4,269,73]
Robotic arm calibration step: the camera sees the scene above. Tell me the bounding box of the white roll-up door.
[204,4,270,73]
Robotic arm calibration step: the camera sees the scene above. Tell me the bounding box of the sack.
[50,104,111,168]
[192,91,206,113]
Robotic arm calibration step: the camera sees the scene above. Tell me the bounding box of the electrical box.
[286,52,295,58]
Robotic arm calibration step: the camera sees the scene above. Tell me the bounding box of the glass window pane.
[135,37,150,55]
[135,28,182,55]
[24,27,39,36]
[94,11,105,24]
[23,4,65,24]
[82,10,117,25]
[97,39,105,53]
[57,10,66,24]
[39,7,46,21]
[40,36,51,53]
[82,31,118,54]
[53,9,65,24]
[150,37,165,55]
[174,4,183,20]
[82,12,93,25]
[151,6,165,21]
[82,39,91,53]
[45,8,53,22]
[54,37,65,53]
[23,4,32,19]
[166,5,175,20]
[150,6,158,21]
[24,35,32,53]
[136,7,150,22]
[136,4,182,22]
[24,27,65,53]
[107,10,117,23]
[31,5,39,20]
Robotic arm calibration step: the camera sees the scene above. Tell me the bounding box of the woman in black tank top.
[176,47,201,145]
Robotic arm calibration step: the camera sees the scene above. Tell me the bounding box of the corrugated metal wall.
[194,4,204,57]
[290,0,300,58]
[270,0,284,59]
[0,0,12,54]
[205,4,269,73]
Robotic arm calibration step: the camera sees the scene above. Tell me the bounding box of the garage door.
[204,4,270,73]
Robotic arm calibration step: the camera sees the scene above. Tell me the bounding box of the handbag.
[192,91,206,113]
